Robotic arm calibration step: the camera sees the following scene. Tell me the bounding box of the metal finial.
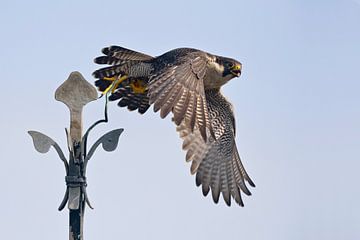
[29,71,123,240]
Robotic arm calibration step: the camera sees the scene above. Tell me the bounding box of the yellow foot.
[102,75,128,96]
[130,79,147,94]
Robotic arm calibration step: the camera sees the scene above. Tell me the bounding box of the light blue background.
[0,0,359,239]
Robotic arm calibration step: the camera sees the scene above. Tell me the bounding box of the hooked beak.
[230,64,242,77]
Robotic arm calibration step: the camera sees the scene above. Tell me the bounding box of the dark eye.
[228,62,234,68]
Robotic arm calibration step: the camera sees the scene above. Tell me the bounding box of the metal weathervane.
[28,71,123,240]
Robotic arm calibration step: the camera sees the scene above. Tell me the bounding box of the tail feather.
[94,56,124,65]
[94,78,114,92]
[93,45,153,114]
[102,45,154,61]
[93,60,142,79]
[109,85,150,114]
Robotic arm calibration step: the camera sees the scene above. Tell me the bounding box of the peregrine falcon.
[93,46,255,206]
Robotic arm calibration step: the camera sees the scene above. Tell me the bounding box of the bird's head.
[221,57,242,78]
[205,55,243,89]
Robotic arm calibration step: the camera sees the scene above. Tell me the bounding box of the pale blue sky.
[0,0,359,239]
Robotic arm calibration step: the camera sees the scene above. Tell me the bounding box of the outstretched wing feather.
[176,90,255,206]
[148,54,210,141]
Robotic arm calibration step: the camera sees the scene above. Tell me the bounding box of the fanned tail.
[93,45,154,114]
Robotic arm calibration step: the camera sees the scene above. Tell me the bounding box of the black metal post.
[68,141,85,240]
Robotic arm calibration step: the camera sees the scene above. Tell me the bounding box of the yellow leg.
[101,75,128,96]
[103,76,117,81]
[111,75,128,93]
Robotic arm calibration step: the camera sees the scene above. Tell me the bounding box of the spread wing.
[148,52,211,141]
[176,89,255,206]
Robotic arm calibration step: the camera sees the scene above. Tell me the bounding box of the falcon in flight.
[93,46,255,206]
